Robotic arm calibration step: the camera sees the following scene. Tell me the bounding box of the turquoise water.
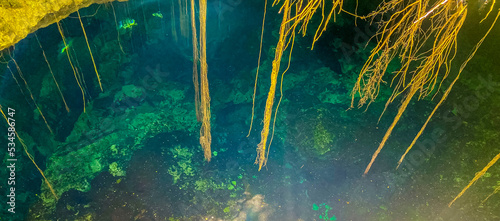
[0,0,499,220]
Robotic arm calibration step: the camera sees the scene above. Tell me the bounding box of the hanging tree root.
[350,0,470,175]
[254,0,344,170]
[449,152,500,207]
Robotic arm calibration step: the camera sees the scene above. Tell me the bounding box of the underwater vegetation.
[0,0,499,220]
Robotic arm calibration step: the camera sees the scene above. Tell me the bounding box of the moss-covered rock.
[167,145,195,184]
[286,108,344,161]
[37,79,197,215]
[313,119,336,156]
[0,0,123,51]
[109,161,126,177]
[114,84,145,103]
